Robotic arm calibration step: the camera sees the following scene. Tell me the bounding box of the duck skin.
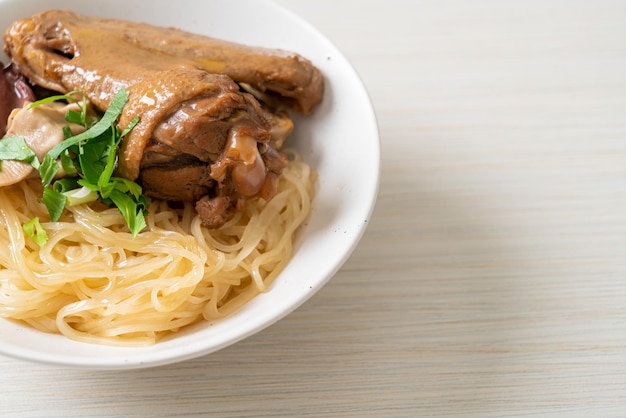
[2,11,325,228]
[3,10,323,114]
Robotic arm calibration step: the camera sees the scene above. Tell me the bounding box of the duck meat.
[3,10,323,114]
[3,11,324,228]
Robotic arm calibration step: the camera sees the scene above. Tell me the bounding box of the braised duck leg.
[3,10,323,114]
[2,11,324,228]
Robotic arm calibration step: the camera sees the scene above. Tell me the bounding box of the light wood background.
[2,0,626,416]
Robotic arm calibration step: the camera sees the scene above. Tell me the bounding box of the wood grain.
[2,0,626,416]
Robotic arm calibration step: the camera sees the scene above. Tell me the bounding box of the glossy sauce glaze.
[3,10,322,227]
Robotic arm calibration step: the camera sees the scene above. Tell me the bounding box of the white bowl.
[0,0,379,369]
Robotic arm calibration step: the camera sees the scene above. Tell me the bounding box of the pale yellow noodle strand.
[0,157,314,345]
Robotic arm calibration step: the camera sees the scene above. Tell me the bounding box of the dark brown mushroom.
[0,63,35,137]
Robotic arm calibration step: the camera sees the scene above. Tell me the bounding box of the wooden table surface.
[2,0,626,416]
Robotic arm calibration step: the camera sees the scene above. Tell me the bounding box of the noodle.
[0,152,314,346]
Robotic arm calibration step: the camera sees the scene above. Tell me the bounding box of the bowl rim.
[0,0,380,369]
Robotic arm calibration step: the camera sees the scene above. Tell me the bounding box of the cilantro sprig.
[0,89,149,244]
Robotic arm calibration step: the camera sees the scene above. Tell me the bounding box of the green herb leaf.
[98,142,118,188]
[60,150,78,176]
[29,91,84,109]
[2,88,147,237]
[22,217,48,246]
[39,154,60,187]
[120,116,140,137]
[76,179,98,190]
[42,187,67,222]
[65,108,84,126]
[79,128,116,185]
[111,177,144,199]
[108,188,147,237]
[0,136,40,170]
[47,89,129,160]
